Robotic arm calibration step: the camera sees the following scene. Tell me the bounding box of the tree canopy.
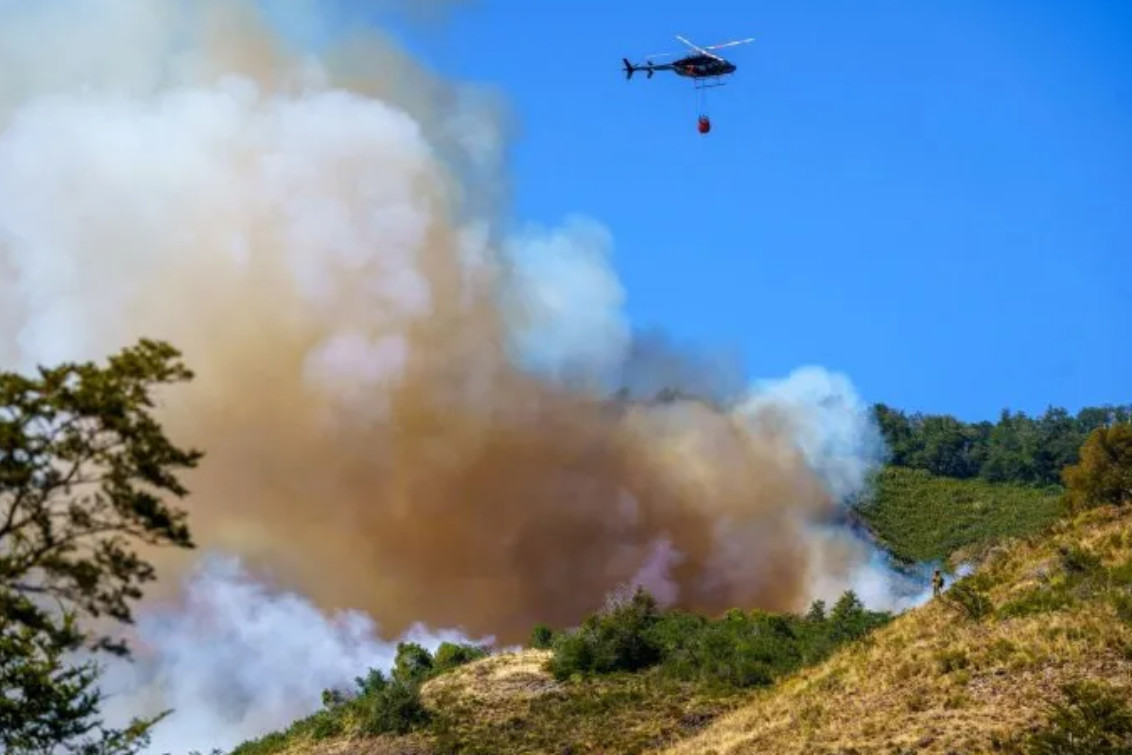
[872,403,1131,487]
[1,339,201,754]
[1061,422,1132,513]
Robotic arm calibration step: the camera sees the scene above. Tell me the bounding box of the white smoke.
[97,555,486,755]
[738,367,929,612]
[737,366,887,503]
[501,215,629,388]
[803,524,933,613]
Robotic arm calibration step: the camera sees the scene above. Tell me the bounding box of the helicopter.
[622,35,754,133]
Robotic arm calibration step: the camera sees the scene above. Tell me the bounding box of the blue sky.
[362,0,1130,421]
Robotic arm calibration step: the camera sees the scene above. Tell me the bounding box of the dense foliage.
[0,340,201,754]
[1021,680,1132,754]
[872,403,1131,487]
[546,586,892,690]
[1060,422,1132,513]
[855,466,1063,563]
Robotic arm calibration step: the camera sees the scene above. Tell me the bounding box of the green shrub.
[544,588,891,692]
[547,587,663,680]
[354,667,389,696]
[360,677,431,736]
[393,642,434,685]
[433,641,489,674]
[828,590,889,641]
[1059,545,1103,576]
[306,710,344,740]
[529,624,555,649]
[944,578,994,620]
[1023,680,1132,753]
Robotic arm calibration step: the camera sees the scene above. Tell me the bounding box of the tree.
[872,404,918,466]
[1061,423,1132,513]
[392,642,434,686]
[0,339,202,753]
[871,401,1132,487]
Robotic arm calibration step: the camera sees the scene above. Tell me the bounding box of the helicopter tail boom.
[623,58,657,80]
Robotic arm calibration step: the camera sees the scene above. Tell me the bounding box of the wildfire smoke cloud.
[0,0,886,651]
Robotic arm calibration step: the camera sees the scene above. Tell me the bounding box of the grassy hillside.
[854,466,1064,564]
[229,502,1131,755]
[663,504,1132,754]
[229,588,891,755]
[232,651,746,755]
[227,504,1131,755]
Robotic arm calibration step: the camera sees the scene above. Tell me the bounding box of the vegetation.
[226,504,1132,755]
[229,640,490,755]
[858,414,1131,567]
[229,588,893,754]
[0,340,202,754]
[1020,679,1132,753]
[871,402,1130,487]
[1061,422,1132,514]
[546,586,891,691]
[425,657,741,755]
[856,466,1063,563]
[663,503,1132,755]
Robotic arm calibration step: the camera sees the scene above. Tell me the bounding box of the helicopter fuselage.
[668,54,736,78]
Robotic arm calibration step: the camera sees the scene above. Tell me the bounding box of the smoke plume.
[0,1,919,750]
[96,553,487,754]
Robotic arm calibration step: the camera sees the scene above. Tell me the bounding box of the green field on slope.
[854,466,1064,564]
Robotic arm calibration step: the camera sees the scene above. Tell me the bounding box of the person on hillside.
[932,568,945,597]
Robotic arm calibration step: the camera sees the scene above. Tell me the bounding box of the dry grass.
[659,505,1132,755]
[277,735,433,755]
[422,649,745,754]
[420,649,560,708]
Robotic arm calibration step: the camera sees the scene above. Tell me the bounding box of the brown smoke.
[0,0,846,645]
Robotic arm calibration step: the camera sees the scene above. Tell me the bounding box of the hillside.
[231,502,1132,755]
[662,504,1132,754]
[855,466,1063,564]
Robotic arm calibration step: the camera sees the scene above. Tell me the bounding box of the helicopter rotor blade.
[704,37,754,51]
[675,34,725,62]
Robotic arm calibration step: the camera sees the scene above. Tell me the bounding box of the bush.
[433,642,489,674]
[392,642,434,685]
[360,678,431,736]
[543,588,892,691]
[547,587,663,680]
[1024,680,1132,753]
[944,578,994,620]
[529,624,555,649]
[1061,423,1132,513]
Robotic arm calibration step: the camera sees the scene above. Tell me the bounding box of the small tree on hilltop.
[0,339,202,754]
[1061,423,1132,513]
